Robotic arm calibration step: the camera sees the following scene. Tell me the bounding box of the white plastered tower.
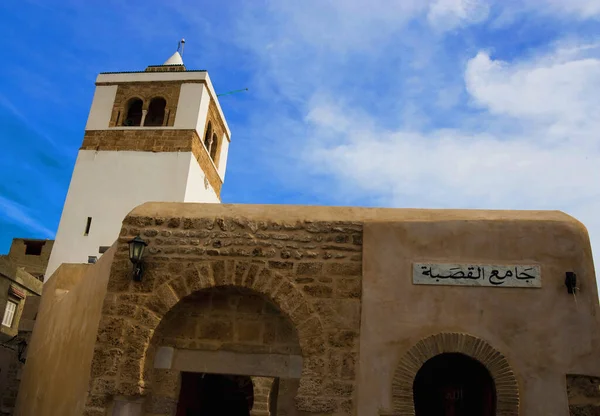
[45,49,231,280]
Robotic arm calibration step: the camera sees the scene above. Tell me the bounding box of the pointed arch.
[388,332,519,416]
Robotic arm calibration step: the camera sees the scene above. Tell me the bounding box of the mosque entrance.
[413,353,496,416]
[175,372,254,416]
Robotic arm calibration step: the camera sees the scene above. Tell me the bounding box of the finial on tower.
[178,38,186,57]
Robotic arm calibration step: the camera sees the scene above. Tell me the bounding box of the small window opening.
[123,98,143,126]
[210,133,219,162]
[88,256,98,264]
[24,240,44,256]
[84,217,92,236]
[144,97,166,126]
[99,246,110,254]
[204,121,213,151]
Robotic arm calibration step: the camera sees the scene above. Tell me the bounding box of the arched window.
[210,133,218,161]
[123,98,143,126]
[413,353,496,416]
[204,121,213,151]
[144,97,166,126]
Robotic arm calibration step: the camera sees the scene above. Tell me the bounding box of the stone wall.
[154,287,300,355]
[6,239,53,279]
[87,211,363,415]
[144,287,300,414]
[107,82,182,127]
[567,375,600,415]
[200,98,228,167]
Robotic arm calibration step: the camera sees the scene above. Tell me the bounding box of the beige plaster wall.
[14,246,115,416]
[358,219,600,416]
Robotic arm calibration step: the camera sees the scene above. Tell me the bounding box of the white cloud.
[293,44,600,276]
[0,196,55,238]
[536,0,600,19]
[465,50,600,138]
[428,0,490,30]
[181,0,600,281]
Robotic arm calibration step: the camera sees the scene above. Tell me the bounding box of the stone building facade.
[9,48,600,416]
[13,202,600,416]
[0,238,52,415]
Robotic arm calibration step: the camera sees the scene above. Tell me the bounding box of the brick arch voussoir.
[388,332,520,416]
[116,259,323,398]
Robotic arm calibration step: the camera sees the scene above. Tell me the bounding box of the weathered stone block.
[297,262,323,276]
[198,320,233,340]
[167,218,181,228]
[295,395,337,413]
[237,321,263,343]
[328,330,358,349]
[341,352,357,379]
[335,278,361,299]
[238,295,265,314]
[303,284,333,298]
[569,405,600,416]
[568,375,600,399]
[268,260,294,270]
[324,262,361,276]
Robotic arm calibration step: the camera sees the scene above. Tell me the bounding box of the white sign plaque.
[413,263,541,288]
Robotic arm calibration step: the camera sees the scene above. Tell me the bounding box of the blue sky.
[1,0,600,280]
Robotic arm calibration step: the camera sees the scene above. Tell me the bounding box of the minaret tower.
[45,43,231,279]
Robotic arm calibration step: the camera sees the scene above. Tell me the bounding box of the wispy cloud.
[0,195,55,238]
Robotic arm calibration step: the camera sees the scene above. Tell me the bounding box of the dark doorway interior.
[413,353,496,416]
[176,372,253,416]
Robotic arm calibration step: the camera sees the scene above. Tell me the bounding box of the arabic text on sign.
[412,263,542,288]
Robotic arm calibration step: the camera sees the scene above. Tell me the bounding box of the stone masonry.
[142,287,300,415]
[203,98,227,168]
[85,212,363,416]
[107,82,181,128]
[567,375,600,415]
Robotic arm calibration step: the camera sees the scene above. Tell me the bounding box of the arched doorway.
[413,353,496,416]
[176,373,253,416]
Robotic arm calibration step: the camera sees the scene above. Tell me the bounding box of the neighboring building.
[0,238,50,341]
[44,48,230,279]
[0,238,50,415]
[10,49,600,416]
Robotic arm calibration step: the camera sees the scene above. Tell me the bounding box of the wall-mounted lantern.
[128,236,148,282]
[565,272,577,294]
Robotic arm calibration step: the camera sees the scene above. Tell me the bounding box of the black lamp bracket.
[565,272,578,294]
[132,263,144,282]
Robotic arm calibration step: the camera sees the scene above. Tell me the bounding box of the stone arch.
[144,97,167,126]
[389,332,519,416]
[111,260,323,398]
[122,97,143,126]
